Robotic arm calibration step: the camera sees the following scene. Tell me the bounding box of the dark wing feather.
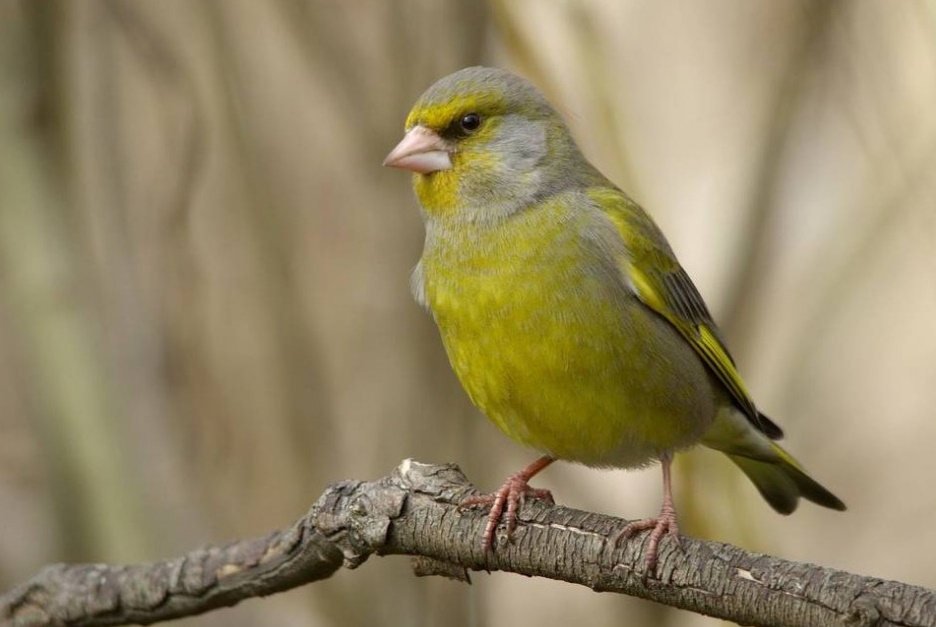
[589,187,782,439]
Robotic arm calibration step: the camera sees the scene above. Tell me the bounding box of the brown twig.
[2,460,933,627]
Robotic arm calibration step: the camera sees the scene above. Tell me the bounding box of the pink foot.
[615,453,681,575]
[618,500,680,574]
[459,456,555,551]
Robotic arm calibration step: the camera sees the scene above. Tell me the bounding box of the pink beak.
[383,126,452,174]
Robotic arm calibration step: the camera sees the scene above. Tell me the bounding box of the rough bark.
[2,460,934,627]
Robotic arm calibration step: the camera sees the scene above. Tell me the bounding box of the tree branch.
[2,460,933,627]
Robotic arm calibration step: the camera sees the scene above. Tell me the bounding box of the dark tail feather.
[756,411,784,440]
[728,444,847,514]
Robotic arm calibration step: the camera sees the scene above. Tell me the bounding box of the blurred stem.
[782,0,936,397]
[0,3,147,562]
[785,133,936,403]
[203,2,330,496]
[677,2,840,551]
[569,5,638,190]
[720,1,840,352]
[487,0,561,100]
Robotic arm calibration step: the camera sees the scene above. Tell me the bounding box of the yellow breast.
[420,196,714,468]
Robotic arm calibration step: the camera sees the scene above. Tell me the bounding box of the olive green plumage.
[386,67,844,528]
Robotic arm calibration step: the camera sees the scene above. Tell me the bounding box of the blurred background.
[1,1,935,625]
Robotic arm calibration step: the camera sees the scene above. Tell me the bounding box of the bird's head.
[384,67,597,223]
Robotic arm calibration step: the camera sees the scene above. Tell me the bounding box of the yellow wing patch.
[696,326,757,419]
[590,187,761,426]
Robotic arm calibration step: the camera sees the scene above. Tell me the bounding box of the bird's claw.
[459,474,554,552]
[615,501,680,576]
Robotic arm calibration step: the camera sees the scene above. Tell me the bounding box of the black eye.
[459,113,482,133]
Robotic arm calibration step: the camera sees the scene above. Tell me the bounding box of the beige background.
[1,1,935,626]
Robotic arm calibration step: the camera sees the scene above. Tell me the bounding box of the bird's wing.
[589,187,781,438]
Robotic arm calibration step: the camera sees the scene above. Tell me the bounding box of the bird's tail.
[725,444,846,514]
[702,409,846,514]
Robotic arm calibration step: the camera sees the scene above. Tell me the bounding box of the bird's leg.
[617,452,681,574]
[459,455,555,551]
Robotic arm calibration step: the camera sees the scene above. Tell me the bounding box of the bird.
[383,66,845,573]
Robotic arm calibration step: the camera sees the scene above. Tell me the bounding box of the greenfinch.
[384,66,845,571]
